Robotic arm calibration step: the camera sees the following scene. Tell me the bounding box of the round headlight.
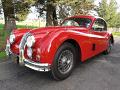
[9,34,15,44]
[26,35,35,47]
[27,47,32,58]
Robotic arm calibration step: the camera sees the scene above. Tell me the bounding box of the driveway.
[0,37,120,90]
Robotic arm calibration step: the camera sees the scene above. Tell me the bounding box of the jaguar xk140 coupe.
[5,15,114,80]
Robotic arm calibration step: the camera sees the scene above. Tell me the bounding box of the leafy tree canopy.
[97,0,120,27]
[14,0,36,21]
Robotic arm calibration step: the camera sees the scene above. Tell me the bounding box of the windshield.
[62,18,92,28]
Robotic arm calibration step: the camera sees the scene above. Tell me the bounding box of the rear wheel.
[51,42,76,80]
[104,39,113,54]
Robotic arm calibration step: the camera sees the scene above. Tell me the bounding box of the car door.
[90,18,108,55]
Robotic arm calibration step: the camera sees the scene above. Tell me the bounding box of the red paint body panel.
[10,28,31,55]
[8,15,113,65]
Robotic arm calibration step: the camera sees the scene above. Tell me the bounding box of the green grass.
[0,23,38,30]
[0,30,8,59]
[112,32,120,36]
[0,51,6,59]
[0,24,4,30]
[17,24,38,29]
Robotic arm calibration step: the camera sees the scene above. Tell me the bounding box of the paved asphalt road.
[0,37,120,90]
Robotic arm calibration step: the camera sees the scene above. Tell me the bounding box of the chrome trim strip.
[19,50,25,65]
[5,43,11,56]
[24,59,51,72]
[5,42,19,57]
[5,41,13,56]
[19,32,31,50]
[19,32,31,64]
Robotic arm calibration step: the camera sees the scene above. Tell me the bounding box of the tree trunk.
[46,3,58,26]
[46,4,53,26]
[53,6,58,26]
[2,0,16,32]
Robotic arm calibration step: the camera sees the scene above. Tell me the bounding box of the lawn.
[0,51,6,59]
[17,24,38,29]
[0,24,4,30]
[112,32,120,36]
[0,23,38,30]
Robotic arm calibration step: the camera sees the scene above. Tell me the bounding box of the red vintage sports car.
[5,15,114,80]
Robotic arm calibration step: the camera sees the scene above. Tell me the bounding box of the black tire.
[104,38,113,54]
[51,42,76,80]
[16,56,19,64]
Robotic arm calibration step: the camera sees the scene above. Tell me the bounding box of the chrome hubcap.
[58,50,73,74]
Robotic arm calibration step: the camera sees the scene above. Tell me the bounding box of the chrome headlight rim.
[27,47,33,58]
[9,33,15,44]
[26,35,35,48]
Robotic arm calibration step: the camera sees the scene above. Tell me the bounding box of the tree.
[0,0,2,14]
[71,0,95,15]
[96,0,119,27]
[35,0,58,26]
[56,0,95,15]
[35,0,95,26]
[57,5,71,24]
[97,0,108,18]
[1,0,16,32]
[107,0,117,27]
[1,0,36,31]
[113,13,120,28]
[46,0,58,26]
[14,0,35,21]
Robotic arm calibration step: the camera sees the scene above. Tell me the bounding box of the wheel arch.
[110,35,114,44]
[62,39,82,62]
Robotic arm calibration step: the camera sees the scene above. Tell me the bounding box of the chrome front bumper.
[5,44,51,72]
[5,41,12,56]
[24,59,51,72]
[19,49,51,72]
[5,42,18,56]
[6,33,51,72]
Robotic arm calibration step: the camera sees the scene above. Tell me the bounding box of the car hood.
[13,28,30,35]
[30,26,87,36]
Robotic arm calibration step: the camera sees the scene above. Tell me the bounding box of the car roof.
[66,15,105,20]
[66,15,95,19]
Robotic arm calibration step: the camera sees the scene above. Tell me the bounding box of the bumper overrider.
[5,41,12,56]
[5,33,51,72]
[19,49,51,72]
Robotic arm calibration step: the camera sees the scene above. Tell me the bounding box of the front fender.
[35,31,69,64]
[10,28,30,55]
[35,30,90,64]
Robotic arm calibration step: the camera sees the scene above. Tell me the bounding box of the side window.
[92,19,107,31]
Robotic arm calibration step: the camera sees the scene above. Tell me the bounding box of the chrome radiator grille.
[19,32,31,50]
[19,32,32,64]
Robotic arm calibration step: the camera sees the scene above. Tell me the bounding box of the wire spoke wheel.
[104,38,113,54]
[51,42,76,80]
[57,50,73,74]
